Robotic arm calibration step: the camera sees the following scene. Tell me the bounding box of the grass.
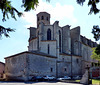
[75,79,100,85]
[75,80,80,82]
[92,79,100,85]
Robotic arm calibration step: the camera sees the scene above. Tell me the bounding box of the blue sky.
[0,0,100,63]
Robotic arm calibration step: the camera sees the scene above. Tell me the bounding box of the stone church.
[5,12,97,81]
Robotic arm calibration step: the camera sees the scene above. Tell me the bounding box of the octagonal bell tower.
[37,12,50,27]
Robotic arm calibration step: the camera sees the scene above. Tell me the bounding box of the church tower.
[37,12,50,27]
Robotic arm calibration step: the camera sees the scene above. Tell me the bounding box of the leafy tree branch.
[0,25,14,37]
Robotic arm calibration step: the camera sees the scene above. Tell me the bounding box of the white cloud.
[22,11,37,28]
[22,0,77,28]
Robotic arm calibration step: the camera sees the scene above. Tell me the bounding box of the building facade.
[0,62,5,78]
[5,12,98,81]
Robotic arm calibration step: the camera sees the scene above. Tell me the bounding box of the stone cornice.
[5,51,57,59]
[41,40,56,42]
[29,37,37,42]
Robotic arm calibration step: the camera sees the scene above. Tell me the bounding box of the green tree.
[77,0,100,41]
[91,47,100,61]
[95,44,100,55]
[0,0,39,37]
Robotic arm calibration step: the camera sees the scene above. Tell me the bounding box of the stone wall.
[58,54,82,77]
[40,40,56,56]
[28,27,37,41]
[70,26,80,55]
[5,52,57,81]
[80,35,97,47]
[27,53,56,80]
[81,43,97,74]
[62,25,71,54]
[57,62,71,77]
[28,38,38,51]
[37,12,50,27]
[5,53,28,81]
[72,56,82,76]
[57,54,71,77]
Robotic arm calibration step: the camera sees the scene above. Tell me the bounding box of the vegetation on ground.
[92,79,100,85]
[75,79,100,84]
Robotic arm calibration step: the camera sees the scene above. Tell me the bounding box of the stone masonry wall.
[5,53,28,81]
[57,55,71,77]
[62,25,71,54]
[28,53,56,80]
[29,38,38,51]
[40,41,56,56]
[70,26,80,55]
[72,56,82,76]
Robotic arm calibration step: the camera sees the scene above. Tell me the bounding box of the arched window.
[41,16,44,20]
[59,30,61,52]
[47,29,51,40]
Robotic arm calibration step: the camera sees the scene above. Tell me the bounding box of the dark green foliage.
[0,25,14,37]
[0,0,22,37]
[0,0,39,38]
[0,0,22,21]
[22,0,39,11]
[77,0,85,5]
[92,25,100,41]
[0,0,50,38]
[91,26,100,59]
[95,44,100,55]
[88,0,100,14]
[77,0,100,14]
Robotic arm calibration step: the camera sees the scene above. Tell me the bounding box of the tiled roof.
[0,62,5,65]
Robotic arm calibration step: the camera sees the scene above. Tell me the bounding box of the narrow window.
[51,68,53,72]
[37,31,39,50]
[59,30,61,52]
[62,58,64,61]
[37,17,39,21]
[47,29,51,40]
[47,17,48,21]
[41,16,44,20]
[64,68,67,71]
[76,59,79,63]
[48,44,49,54]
